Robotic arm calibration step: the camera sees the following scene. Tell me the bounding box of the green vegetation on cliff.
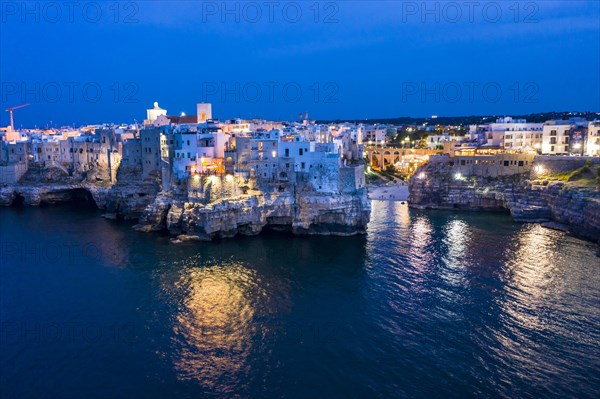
[542,161,600,188]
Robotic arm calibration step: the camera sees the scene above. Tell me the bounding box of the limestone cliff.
[409,162,600,242]
[0,165,160,220]
[133,189,370,241]
[1,165,370,240]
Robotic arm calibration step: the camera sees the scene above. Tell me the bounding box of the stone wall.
[339,164,366,193]
[0,161,28,184]
[531,156,600,176]
[428,152,536,178]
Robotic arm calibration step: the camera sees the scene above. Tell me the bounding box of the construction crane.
[5,103,30,131]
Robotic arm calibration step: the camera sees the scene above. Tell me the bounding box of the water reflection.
[170,262,258,391]
[2,205,599,398]
[440,219,471,288]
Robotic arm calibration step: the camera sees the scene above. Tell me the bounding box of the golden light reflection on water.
[440,219,471,288]
[510,225,562,295]
[407,216,434,272]
[170,262,260,388]
[499,225,564,332]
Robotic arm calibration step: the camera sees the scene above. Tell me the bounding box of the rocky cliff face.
[134,189,371,241]
[1,165,370,241]
[0,165,159,218]
[409,164,600,242]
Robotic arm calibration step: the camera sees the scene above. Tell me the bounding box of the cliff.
[409,160,600,242]
[133,187,370,241]
[0,165,160,219]
[1,165,370,240]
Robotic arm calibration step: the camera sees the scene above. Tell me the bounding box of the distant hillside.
[319,111,600,126]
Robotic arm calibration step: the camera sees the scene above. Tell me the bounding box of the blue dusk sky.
[0,0,599,127]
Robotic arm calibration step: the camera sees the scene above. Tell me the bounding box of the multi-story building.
[469,117,543,150]
[541,119,588,155]
[364,125,387,144]
[426,133,465,149]
[585,121,600,156]
[171,125,229,179]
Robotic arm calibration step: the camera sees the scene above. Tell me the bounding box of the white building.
[196,103,212,123]
[364,125,386,144]
[173,128,229,178]
[469,117,543,150]
[145,102,167,125]
[541,119,588,155]
[585,121,600,156]
[426,133,465,149]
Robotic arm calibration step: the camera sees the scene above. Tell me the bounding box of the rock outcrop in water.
[409,157,600,242]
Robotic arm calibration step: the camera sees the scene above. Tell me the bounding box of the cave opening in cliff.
[11,194,25,207]
[69,189,98,209]
[38,188,98,210]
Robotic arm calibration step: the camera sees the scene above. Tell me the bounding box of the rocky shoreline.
[133,189,370,242]
[0,167,370,241]
[409,170,600,243]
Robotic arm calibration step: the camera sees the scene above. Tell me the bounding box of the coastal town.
[3,1,600,397]
[1,103,599,187]
[1,103,599,240]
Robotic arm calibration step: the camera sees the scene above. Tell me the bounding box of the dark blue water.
[1,202,599,398]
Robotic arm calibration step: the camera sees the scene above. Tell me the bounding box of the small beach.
[367,183,409,201]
